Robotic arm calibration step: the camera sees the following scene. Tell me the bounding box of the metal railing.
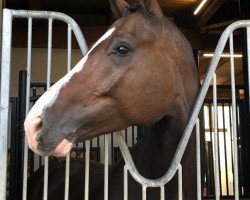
[0,8,250,200]
[0,9,88,200]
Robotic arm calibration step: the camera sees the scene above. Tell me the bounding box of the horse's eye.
[117,46,130,55]
[113,45,131,56]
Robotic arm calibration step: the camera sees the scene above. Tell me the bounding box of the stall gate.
[0,9,250,200]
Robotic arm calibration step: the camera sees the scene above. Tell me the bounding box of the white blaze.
[25,27,116,122]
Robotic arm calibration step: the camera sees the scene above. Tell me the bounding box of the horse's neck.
[132,98,189,179]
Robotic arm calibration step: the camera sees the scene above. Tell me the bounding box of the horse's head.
[24,0,198,157]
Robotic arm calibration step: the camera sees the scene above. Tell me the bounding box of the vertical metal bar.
[22,17,32,200]
[160,186,165,200]
[47,18,53,89]
[247,27,250,112]
[43,156,49,200]
[178,165,183,200]
[142,186,147,200]
[222,103,229,195]
[230,33,239,200]
[64,25,72,200]
[124,165,128,200]
[196,119,201,200]
[217,103,222,194]
[67,25,72,72]
[64,154,70,200]
[0,9,12,200]
[213,74,220,200]
[84,140,90,200]
[43,18,53,200]
[229,103,235,176]
[104,135,109,200]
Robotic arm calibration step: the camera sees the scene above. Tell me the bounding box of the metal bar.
[64,154,70,200]
[212,74,220,200]
[67,26,72,72]
[22,18,32,200]
[247,27,250,112]
[8,9,88,55]
[160,186,165,200]
[43,156,49,200]
[222,103,229,195]
[104,135,109,200]
[196,119,201,200]
[43,17,53,200]
[142,186,147,200]
[47,18,53,88]
[217,103,222,195]
[0,9,12,200]
[22,17,32,200]
[178,165,183,200]
[230,33,239,200]
[124,165,128,200]
[64,23,72,200]
[84,140,90,200]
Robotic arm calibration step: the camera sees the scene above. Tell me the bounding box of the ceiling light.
[203,53,243,58]
[194,0,208,15]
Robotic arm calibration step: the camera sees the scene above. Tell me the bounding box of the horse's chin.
[51,139,73,157]
[27,136,73,157]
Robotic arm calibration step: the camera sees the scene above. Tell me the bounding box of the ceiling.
[5,0,245,86]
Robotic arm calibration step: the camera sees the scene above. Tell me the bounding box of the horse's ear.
[109,0,129,19]
[140,0,163,19]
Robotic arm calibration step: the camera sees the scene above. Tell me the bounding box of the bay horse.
[25,0,203,199]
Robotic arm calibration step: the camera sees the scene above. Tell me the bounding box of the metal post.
[64,24,72,200]
[160,186,165,200]
[0,9,12,200]
[178,165,183,200]
[67,26,72,72]
[43,157,49,200]
[64,154,70,200]
[142,186,147,200]
[43,17,53,200]
[124,165,128,200]
[230,33,239,200]
[22,17,33,200]
[104,135,109,200]
[247,27,250,112]
[84,140,90,200]
[196,119,201,200]
[213,74,220,200]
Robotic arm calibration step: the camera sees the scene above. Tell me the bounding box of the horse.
[25,0,204,199]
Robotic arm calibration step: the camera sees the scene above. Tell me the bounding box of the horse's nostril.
[35,132,42,142]
[33,116,43,131]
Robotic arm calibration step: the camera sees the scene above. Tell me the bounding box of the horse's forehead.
[113,15,157,40]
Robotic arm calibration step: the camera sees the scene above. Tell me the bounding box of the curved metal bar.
[9,9,88,55]
[115,20,250,187]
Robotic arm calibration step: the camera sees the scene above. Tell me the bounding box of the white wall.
[10,48,83,97]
